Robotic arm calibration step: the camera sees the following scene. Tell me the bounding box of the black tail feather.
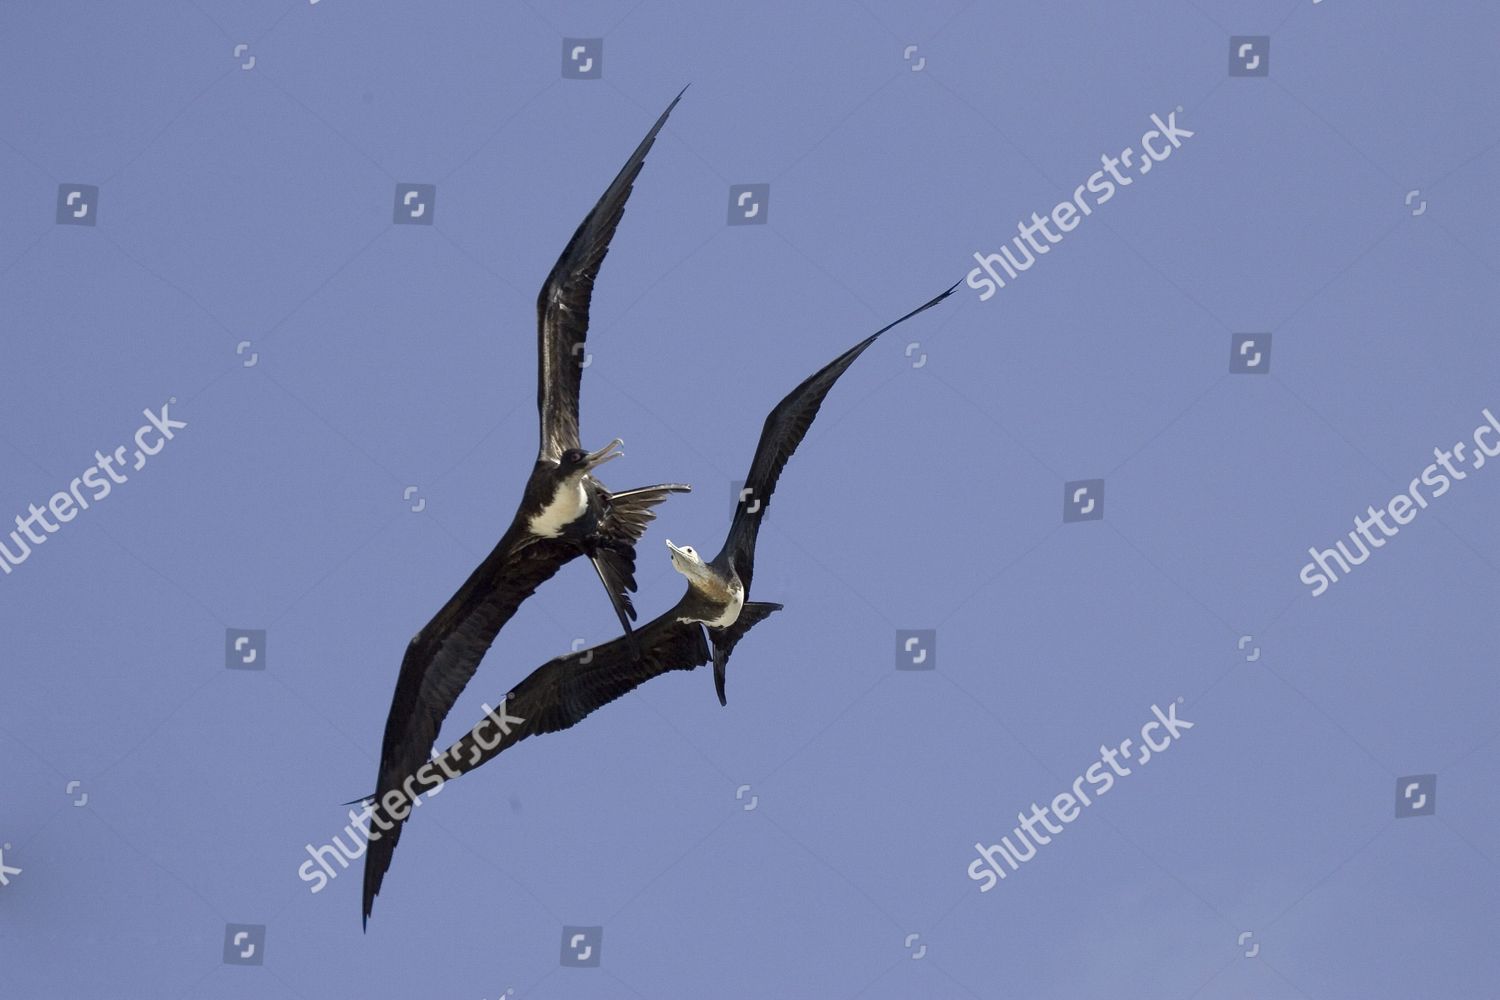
[712,601,783,705]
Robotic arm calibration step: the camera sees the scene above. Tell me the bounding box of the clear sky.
[2,1,1496,998]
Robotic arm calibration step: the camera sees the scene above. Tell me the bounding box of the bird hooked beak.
[582,438,624,471]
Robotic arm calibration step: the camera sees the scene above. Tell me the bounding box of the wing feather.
[446,614,710,773]
[362,613,710,921]
[536,89,685,459]
[362,529,571,925]
[716,282,959,591]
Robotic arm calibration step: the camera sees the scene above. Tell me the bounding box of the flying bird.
[664,280,959,706]
[357,283,957,919]
[362,90,689,928]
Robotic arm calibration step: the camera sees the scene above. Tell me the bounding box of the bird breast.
[704,580,745,628]
[528,478,588,538]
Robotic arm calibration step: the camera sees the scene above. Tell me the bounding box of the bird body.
[662,281,960,703]
[524,471,590,539]
[362,284,955,920]
[357,77,963,926]
[432,282,960,789]
[362,89,688,928]
[666,541,744,626]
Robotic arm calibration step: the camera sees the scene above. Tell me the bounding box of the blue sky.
[2,2,1496,998]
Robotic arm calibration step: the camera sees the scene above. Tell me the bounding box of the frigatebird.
[663,280,959,706]
[356,284,957,918]
[362,90,689,927]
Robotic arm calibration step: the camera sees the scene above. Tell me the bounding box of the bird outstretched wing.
[362,603,782,918]
[716,281,960,593]
[362,528,571,927]
[536,88,686,461]
[443,614,711,773]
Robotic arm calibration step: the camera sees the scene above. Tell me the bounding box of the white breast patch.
[528,479,587,537]
[705,582,745,628]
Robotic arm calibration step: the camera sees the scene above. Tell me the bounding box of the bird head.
[666,539,713,588]
[558,439,623,477]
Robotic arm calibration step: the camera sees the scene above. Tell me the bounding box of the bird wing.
[587,497,690,641]
[362,607,751,923]
[588,481,693,630]
[536,88,685,461]
[715,282,960,593]
[440,613,711,776]
[362,528,572,927]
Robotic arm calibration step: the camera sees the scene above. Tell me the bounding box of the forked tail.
[712,601,783,705]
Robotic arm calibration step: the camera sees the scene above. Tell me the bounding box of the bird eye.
[561,449,584,465]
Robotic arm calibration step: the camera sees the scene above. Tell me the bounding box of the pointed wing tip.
[869,281,962,342]
[591,551,642,631]
[924,279,962,310]
[655,86,689,129]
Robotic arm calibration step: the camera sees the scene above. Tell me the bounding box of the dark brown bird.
[362,89,689,928]
[359,284,957,919]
